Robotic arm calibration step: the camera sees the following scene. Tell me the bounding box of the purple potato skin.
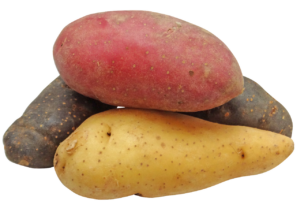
[3,77,115,168]
[184,77,293,138]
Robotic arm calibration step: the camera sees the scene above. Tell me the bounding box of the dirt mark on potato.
[135,193,143,197]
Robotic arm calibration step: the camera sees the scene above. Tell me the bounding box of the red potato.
[54,11,243,112]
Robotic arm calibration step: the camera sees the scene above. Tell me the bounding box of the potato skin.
[184,77,293,137]
[53,11,243,112]
[54,109,293,199]
[3,77,115,168]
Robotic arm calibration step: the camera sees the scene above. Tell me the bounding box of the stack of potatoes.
[3,11,294,199]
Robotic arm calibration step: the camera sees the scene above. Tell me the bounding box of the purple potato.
[184,77,293,137]
[3,77,115,168]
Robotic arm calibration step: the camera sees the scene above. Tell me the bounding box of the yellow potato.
[54,109,294,199]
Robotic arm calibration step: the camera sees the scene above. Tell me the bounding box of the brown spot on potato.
[19,159,30,166]
[54,156,59,167]
[134,193,143,197]
[269,106,278,116]
[237,148,245,159]
[189,71,194,76]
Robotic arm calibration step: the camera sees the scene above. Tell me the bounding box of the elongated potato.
[54,109,294,199]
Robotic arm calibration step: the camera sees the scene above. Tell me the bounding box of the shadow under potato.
[184,77,293,138]
[3,77,115,168]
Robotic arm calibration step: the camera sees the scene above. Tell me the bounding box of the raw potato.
[3,77,114,168]
[184,77,293,137]
[54,109,294,199]
[53,11,243,112]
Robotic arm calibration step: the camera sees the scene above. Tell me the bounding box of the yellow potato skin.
[54,109,294,199]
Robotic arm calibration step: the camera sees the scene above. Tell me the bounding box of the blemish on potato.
[161,143,166,148]
[269,106,278,116]
[66,140,77,154]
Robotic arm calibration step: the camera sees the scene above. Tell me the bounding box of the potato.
[3,77,115,168]
[53,11,243,112]
[184,77,293,137]
[54,108,294,199]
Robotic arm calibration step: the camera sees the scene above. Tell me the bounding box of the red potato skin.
[54,11,243,112]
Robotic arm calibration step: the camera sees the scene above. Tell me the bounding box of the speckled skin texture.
[53,11,243,112]
[3,77,114,168]
[54,109,294,199]
[184,77,293,137]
